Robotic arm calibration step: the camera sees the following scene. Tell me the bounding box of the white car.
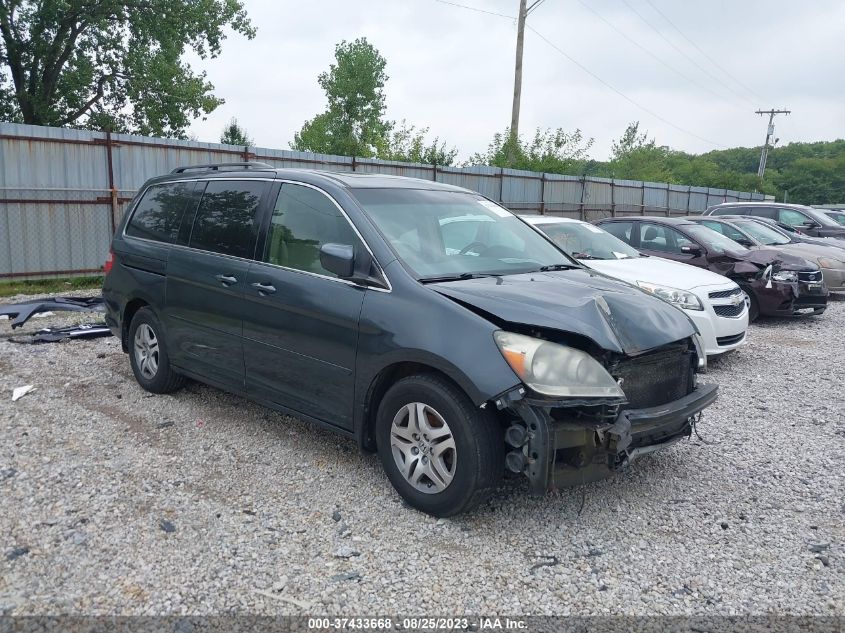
[524,216,749,356]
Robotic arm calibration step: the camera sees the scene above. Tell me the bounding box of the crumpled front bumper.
[508,384,718,494]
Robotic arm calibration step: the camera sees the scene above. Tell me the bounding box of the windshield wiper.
[418,272,500,284]
[536,263,578,271]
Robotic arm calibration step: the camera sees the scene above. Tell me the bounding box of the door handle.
[215,274,238,286]
[251,282,276,295]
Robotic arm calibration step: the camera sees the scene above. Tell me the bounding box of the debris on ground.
[0,297,104,329]
[11,385,35,402]
[9,322,112,345]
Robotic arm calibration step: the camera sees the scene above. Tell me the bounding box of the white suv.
[524,216,748,356]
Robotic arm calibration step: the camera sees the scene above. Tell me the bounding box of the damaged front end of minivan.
[431,270,717,493]
[491,330,716,493]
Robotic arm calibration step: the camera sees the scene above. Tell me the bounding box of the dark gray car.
[705,202,845,244]
[103,163,716,516]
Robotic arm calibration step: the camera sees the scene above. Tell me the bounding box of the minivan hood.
[429,269,697,356]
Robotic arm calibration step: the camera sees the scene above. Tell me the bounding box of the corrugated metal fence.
[0,122,768,279]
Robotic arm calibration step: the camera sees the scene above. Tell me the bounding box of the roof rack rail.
[170,161,273,174]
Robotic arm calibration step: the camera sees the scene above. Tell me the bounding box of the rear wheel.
[128,307,185,393]
[375,373,503,517]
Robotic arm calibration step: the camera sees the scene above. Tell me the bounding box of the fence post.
[105,130,117,234]
[611,180,616,217]
[579,176,586,221]
[352,156,357,172]
[540,173,546,215]
[499,167,505,203]
[432,162,437,182]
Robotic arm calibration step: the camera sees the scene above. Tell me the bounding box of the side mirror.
[320,243,355,278]
[681,244,703,256]
[803,220,819,229]
[736,238,753,248]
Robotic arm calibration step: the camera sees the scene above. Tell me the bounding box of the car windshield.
[684,224,750,255]
[534,221,641,260]
[735,220,791,246]
[350,189,578,280]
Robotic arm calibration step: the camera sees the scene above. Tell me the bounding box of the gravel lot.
[0,290,843,616]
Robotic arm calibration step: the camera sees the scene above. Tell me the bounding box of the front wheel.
[128,307,185,394]
[376,373,503,517]
[740,285,760,322]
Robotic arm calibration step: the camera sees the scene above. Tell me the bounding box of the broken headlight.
[494,331,624,398]
[772,270,798,282]
[636,281,704,311]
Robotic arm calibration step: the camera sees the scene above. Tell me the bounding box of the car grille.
[611,343,693,410]
[708,287,743,299]
[717,332,746,346]
[798,270,823,283]
[713,303,745,317]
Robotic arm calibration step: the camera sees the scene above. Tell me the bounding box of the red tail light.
[104,248,114,274]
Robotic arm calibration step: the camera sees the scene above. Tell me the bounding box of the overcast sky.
[186,0,845,160]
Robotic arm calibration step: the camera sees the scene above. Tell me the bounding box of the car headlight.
[818,257,845,269]
[772,270,798,282]
[494,331,624,398]
[636,281,704,311]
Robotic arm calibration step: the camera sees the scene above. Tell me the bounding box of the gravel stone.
[0,290,843,615]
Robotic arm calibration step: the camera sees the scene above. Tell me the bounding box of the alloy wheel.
[390,402,457,494]
[133,323,159,379]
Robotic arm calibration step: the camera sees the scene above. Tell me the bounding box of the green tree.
[381,120,458,166]
[220,117,252,146]
[468,127,594,174]
[0,0,254,137]
[292,37,390,157]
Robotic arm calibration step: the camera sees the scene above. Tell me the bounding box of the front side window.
[778,208,811,227]
[350,189,577,280]
[126,182,196,243]
[640,223,695,254]
[699,220,748,243]
[264,183,364,277]
[827,212,845,226]
[735,220,790,246]
[189,180,266,258]
[685,224,749,255]
[536,222,641,260]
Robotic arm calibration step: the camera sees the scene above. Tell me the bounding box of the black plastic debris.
[10,322,112,345]
[0,296,105,329]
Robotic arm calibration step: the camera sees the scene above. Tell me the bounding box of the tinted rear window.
[188,180,267,258]
[126,182,196,243]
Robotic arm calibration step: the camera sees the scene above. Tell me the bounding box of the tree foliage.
[0,0,254,137]
[380,120,458,166]
[292,37,390,158]
[220,117,252,146]
[467,127,594,174]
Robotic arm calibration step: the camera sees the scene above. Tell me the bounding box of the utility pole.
[508,0,546,166]
[756,109,790,179]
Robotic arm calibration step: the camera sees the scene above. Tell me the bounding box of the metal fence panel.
[0,122,770,279]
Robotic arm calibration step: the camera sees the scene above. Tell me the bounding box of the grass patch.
[0,275,104,298]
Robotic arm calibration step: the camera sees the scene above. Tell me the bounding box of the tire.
[375,373,503,517]
[128,307,185,394]
[740,285,760,322]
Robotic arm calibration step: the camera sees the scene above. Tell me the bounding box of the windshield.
[350,189,578,279]
[735,220,790,245]
[685,224,750,255]
[534,221,641,260]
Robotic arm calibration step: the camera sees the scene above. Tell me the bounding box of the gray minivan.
[103,163,717,516]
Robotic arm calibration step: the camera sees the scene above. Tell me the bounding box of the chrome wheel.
[390,402,457,494]
[133,323,159,380]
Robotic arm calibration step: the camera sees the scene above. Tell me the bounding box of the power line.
[574,0,746,112]
[618,0,758,109]
[429,0,728,148]
[432,0,515,19]
[526,25,727,148]
[641,0,766,104]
